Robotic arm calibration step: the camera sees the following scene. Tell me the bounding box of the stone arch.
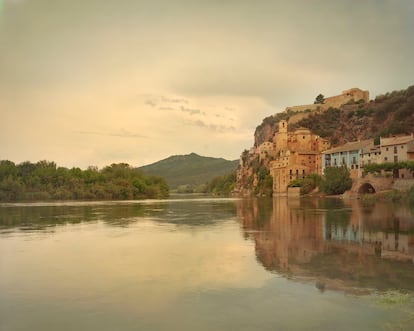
[358,182,376,194]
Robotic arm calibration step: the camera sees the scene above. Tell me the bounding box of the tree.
[320,167,352,195]
[314,94,325,104]
[0,159,170,201]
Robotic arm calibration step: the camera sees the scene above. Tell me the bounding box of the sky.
[1,0,413,168]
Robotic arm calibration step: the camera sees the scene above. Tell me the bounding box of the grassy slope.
[138,153,238,189]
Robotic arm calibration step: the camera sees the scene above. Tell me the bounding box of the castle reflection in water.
[237,198,414,292]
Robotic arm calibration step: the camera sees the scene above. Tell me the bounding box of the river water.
[1,196,413,330]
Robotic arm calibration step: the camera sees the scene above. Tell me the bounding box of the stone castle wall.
[285,88,369,114]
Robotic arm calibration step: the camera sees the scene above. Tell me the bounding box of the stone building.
[270,120,330,195]
[380,134,414,164]
[379,134,414,179]
[257,141,276,161]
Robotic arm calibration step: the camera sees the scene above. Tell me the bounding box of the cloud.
[143,95,190,110]
[188,119,235,133]
[145,99,157,107]
[76,129,148,139]
[161,96,188,104]
[158,107,176,111]
[180,106,205,116]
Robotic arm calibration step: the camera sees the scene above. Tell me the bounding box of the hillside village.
[235,87,414,196]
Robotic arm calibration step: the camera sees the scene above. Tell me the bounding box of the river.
[1,196,413,330]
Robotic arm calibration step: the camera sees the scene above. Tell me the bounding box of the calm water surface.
[1,196,413,331]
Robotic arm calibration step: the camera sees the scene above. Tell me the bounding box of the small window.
[384,157,388,161]
[386,147,389,151]
[394,146,397,154]
[401,145,404,149]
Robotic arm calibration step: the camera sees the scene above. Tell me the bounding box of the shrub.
[320,167,352,195]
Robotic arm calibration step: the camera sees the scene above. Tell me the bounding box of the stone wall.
[285,88,369,114]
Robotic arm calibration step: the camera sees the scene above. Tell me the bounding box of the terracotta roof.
[381,135,414,147]
[322,139,372,154]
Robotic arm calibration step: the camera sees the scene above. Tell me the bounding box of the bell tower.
[278,120,288,151]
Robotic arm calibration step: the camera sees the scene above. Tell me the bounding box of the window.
[386,147,389,151]
[352,156,356,164]
[394,155,398,163]
[401,145,404,149]
[384,157,388,161]
[394,146,398,154]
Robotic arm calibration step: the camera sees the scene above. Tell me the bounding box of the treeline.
[205,172,236,196]
[0,160,169,201]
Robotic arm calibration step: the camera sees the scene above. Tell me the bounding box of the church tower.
[277,120,288,151]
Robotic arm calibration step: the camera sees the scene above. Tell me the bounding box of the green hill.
[138,153,238,190]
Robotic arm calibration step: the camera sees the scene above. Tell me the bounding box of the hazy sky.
[1,0,413,168]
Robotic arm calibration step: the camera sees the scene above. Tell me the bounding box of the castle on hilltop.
[285,88,369,113]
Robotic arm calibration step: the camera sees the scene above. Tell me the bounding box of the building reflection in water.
[237,197,414,292]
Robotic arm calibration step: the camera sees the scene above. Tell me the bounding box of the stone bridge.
[350,175,394,194]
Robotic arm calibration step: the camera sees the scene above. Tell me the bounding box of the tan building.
[380,134,414,179]
[270,120,330,195]
[380,134,414,163]
[359,142,382,177]
[257,141,276,161]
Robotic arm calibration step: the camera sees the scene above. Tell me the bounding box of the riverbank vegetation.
[204,172,236,196]
[320,167,353,195]
[0,160,169,201]
[288,174,322,195]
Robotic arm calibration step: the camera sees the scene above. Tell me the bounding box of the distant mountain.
[138,153,238,189]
